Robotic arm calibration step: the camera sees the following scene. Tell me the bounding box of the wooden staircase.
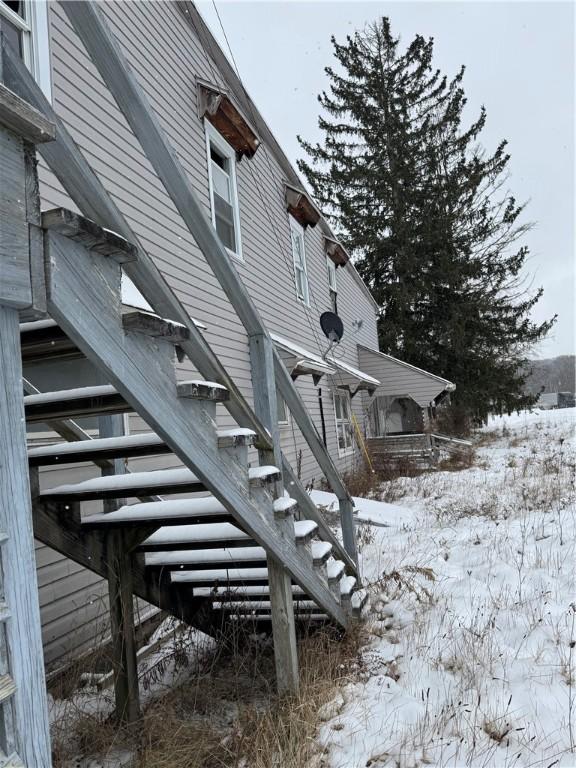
[0,7,367,757]
[23,210,366,683]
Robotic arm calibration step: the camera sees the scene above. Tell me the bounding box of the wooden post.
[249,333,299,694]
[99,414,141,725]
[0,83,54,766]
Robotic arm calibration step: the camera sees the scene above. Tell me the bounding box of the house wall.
[28,0,379,669]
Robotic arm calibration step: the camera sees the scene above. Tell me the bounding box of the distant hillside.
[524,355,575,395]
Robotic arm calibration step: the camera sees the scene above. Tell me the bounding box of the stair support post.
[0,85,53,766]
[249,333,299,695]
[99,414,141,725]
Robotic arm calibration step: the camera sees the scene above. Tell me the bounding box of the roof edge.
[357,344,455,391]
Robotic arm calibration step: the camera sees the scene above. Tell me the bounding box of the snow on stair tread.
[218,428,256,438]
[294,520,317,538]
[249,465,280,480]
[42,467,204,496]
[24,384,118,405]
[327,560,346,580]
[142,522,248,547]
[180,379,227,390]
[20,318,59,332]
[340,575,357,595]
[171,567,269,583]
[215,600,317,610]
[193,585,305,597]
[273,497,298,513]
[146,547,266,567]
[28,432,165,459]
[143,518,317,547]
[82,497,229,525]
[311,541,332,561]
[229,613,329,622]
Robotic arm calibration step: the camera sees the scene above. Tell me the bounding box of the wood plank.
[28,432,169,466]
[0,82,54,144]
[24,385,130,423]
[45,232,346,626]
[122,310,189,342]
[0,307,51,765]
[42,208,137,264]
[248,332,299,693]
[1,41,273,452]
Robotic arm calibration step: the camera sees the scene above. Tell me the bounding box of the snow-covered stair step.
[41,467,206,502]
[327,560,346,582]
[28,432,169,466]
[145,546,269,570]
[311,541,332,567]
[176,379,229,403]
[82,497,233,528]
[140,517,319,552]
[193,584,306,599]
[213,600,318,613]
[340,575,357,613]
[171,567,270,585]
[24,384,129,423]
[273,496,298,519]
[28,428,257,466]
[228,613,329,623]
[294,520,318,544]
[19,318,79,365]
[42,465,279,503]
[122,309,189,343]
[351,588,369,618]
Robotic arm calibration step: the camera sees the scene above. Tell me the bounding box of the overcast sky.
[198,1,574,359]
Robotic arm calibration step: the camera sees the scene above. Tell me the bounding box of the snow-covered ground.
[315,408,576,768]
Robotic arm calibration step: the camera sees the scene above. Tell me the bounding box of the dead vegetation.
[51,620,367,768]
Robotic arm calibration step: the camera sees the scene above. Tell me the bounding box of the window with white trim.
[276,389,289,427]
[289,217,309,305]
[205,121,242,259]
[0,1,52,99]
[334,390,354,455]
[326,255,338,311]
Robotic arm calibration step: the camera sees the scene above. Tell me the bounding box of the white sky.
[197,0,575,359]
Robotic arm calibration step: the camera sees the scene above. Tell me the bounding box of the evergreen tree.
[298,18,555,422]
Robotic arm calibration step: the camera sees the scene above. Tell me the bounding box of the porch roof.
[326,356,380,396]
[270,332,336,381]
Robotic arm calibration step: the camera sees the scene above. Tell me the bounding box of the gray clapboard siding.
[29,0,379,667]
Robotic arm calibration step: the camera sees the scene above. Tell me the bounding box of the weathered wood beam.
[1,40,272,452]
[249,333,299,694]
[99,414,140,726]
[0,309,51,765]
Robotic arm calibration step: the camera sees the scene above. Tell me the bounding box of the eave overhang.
[270,332,335,383]
[197,80,260,159]
[324,237,350,267]
[284,183,321,228]
[327,357,380,398]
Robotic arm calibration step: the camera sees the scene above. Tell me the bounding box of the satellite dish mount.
[319,311,344,358]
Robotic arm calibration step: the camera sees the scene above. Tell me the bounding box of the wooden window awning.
[197,81,260,159]
[270,332,336,384]
[285,183,321,228]
[324,237,349,267]
[327,357,380,397]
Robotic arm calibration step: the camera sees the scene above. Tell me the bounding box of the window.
[276,389,289,427]
[289,217,309,305]
[0,1,52,99]
[205,121,242,259]
[334,390,354,455]
[326,255,338,312]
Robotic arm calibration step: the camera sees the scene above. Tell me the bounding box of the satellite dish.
[320,312,344,343]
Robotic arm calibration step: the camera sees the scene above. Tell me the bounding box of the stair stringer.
[44,230,347,627]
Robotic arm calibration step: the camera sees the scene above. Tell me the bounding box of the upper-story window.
[326,255,338,312]
[0,1,52,99]
[289,217,309,306]
[205,121,242,260]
